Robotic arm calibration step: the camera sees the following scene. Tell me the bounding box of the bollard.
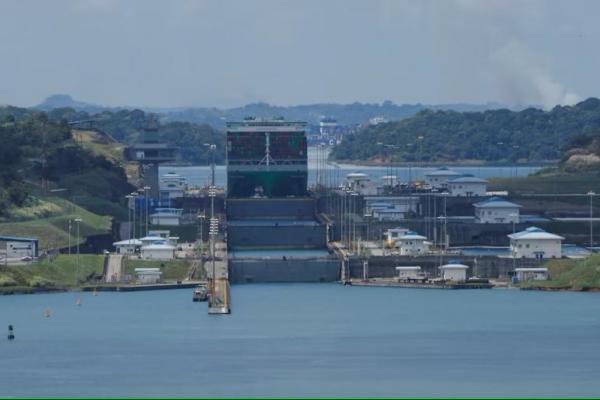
[7,325,14,341]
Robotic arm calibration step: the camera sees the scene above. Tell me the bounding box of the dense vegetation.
[331,98,600,163]
[47,107,225,164]
[518,254,600,291]
[0,108,133,218]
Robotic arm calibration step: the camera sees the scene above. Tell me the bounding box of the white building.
[508,227,564,259]
[150,208,183,226]
[319,117,337,138]
[395,266,422,280]
[395,231,430,255]
[135,267,162,284]
[385,227,409,246]
[424,167,462,189]
[369,116,388,125]
[447,176,488,197]
[439,263,469,281]
[159,171,186,205]
[112,239,142,255]
[345,173,378,195]
[514,267,549,281]
[474,197,521,224]
[140,243,176,260]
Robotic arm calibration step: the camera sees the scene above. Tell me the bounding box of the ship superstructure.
[226,118,307,198]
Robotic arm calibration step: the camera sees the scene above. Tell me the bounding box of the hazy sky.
[0,0,599,109]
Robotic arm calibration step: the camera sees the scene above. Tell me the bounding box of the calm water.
[162,147,541,188]
[2,285,600,397]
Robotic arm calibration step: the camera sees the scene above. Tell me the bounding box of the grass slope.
[521,254,600,290]
[0,196,111,251]
[123,258,195,281]
[0,254,105,292]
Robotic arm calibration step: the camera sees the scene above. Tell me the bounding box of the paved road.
[105,254,124,282]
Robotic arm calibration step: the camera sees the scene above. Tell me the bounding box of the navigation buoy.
[7,325,14,341]
[76,297,82,306]
[43,308,51,318]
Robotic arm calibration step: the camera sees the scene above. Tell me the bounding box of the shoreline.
[2,281,599,295]
[329,159,556,168]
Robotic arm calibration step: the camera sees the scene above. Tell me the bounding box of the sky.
[0,0,599,109]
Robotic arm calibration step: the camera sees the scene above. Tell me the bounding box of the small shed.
[0,235,39,258]
[514,267,549,281]
[439,263,469,281]
[135,268,162,284]
[395,266,422,280]
[141,243,176,260]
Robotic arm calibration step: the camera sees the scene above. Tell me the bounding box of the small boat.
[92,288,98,297]
[76,297,82,306]
[192,284,209,302]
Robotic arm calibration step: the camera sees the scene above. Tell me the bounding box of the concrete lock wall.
[349,255,542,280]
[227,198,316,220]
[229,258,341,283]
[228,224,327,248]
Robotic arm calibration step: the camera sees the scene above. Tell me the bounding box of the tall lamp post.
[125,194,133,241]
[74,217,82,280]
[588,191,595,250]
[131,192,138,240]
[143,186,151,237]
[197,213,205,256]
[68,218,72,256]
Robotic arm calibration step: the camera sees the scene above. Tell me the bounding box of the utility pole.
[68,219,72,256]
[126,194,133,241]
[131,192,138,240]
[144,186,151,236]
[588,191,595,249]
[74,217,82,280]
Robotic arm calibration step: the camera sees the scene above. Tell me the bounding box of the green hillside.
[331,98,600,163]
[522,254,600,290]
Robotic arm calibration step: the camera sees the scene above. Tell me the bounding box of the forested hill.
[47,108,225,164]
[0,108,133,218]
[330,98,600,163]
[36,94,515,128]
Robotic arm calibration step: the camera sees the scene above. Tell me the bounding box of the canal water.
[161,147,542,188]
[2,285,600,397]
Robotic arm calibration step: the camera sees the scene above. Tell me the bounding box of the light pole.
[68,218,72,256]
[144,186,151,236]
[74,217,82,280]
[588,191,595,249]
[197,213,205,256]
[208,187,218,299]
[131,192,138,239]
[125,194,133,241]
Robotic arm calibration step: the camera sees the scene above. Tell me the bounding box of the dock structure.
[350,279,493,290]
[206,241,231,314]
